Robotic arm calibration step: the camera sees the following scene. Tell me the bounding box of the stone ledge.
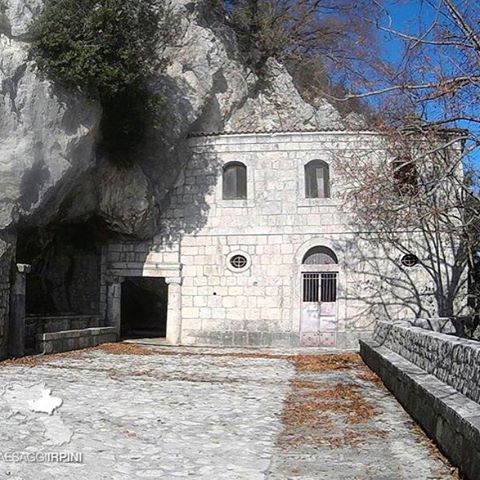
[27,314,103,322]
[183,330,301,347]
[26,315,103,338]
[36,327,118,354]
[360,339,480,480]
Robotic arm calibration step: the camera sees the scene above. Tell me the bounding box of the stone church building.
[100,129,448,350]
[2,128,464,357]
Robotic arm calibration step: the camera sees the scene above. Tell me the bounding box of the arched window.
[302,246,338,302]
[302,246,338,265]
[223,162,247,200]
[393,157,418,195]
[305,160,330,198]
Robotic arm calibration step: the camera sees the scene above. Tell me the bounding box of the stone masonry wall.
[36,327,118,355]
[373,320,480,403]
[0,235,14,359]
[180,233,310,347]
[104,131,462,348]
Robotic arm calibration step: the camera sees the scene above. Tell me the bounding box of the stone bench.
[36,327,118,354]
[27,314,103,334]
[372,320,480,403]
[360,338,480,480]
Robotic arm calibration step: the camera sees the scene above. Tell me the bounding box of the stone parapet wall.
[36,327,118,355]
[373,321,480,404]
[26,314,103,334]
[26,314,103,351]
[361,339,480,480]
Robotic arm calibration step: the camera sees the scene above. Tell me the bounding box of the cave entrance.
[120,277,168,339]
[16,220,105,353]
[17,221,103,317]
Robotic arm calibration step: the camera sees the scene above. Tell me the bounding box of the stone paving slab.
[268,355,456,480]
[0,345,457,479]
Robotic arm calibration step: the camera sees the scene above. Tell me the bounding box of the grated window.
[401,254,419,267]
[230,254,248,269]
[303,273,337,302]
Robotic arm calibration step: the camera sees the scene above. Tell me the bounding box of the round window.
[401,254,419,267]
[226,251,251,273]
[230,254,248,269]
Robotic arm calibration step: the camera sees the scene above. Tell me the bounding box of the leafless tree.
[334,126,479,336]
[321,0,480,337]
[326,1,480,134]
[214,0,382,114]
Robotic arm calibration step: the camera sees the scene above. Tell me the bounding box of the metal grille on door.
[301,272,338,347]
[303,273,337,302]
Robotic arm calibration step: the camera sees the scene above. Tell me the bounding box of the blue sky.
[375,1,479,168]
[380,1,437,63]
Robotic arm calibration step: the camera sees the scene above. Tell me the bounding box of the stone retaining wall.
[36,327,118,354]
[372,321,480,404]
[360,339,480,480]
[26,314,103,350]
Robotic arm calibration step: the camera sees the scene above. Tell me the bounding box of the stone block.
[260,333,272,347]
[226,308,244,321]
[43,341,54,354]
[193,296,207,307]
[247,331,262,347]
[182,307,199,319]
[222,332,234,345]
[270,332,294,348]
[233,331,248,346]
[211,308,226,318]
[199,307,212,319]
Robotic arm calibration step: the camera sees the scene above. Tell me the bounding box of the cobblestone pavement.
[0,345,456,480]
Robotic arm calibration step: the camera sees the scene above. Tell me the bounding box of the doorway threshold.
[122,338,170,346]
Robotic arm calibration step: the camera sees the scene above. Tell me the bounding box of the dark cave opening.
[121,277,168,339]
[16,219,106,316]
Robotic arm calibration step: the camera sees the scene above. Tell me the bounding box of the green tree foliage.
[29,0,169,163]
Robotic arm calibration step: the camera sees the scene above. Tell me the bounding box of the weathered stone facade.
[361,322,480,480]
[103,131,462,349]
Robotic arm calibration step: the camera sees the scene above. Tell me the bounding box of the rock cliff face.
[0,0,98,232]
[0,0,346,242]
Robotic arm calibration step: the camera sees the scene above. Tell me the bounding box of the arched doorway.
[301,246,338,347]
